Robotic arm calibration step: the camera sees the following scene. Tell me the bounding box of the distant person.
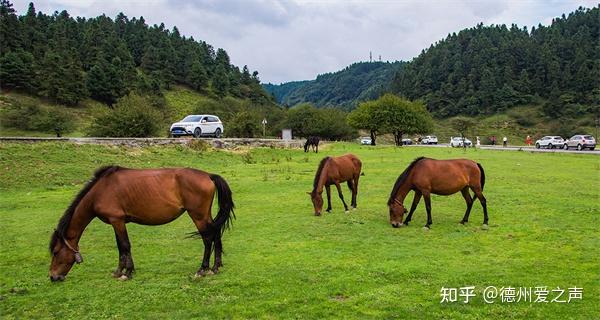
[503,136,508,147]
[525,135,532,146]
[491,136,496,146]
[476,136,481,147]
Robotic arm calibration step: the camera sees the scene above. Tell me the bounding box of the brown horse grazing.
[388,157,488,229]
[49,166,235,282]
[308,154,362,215]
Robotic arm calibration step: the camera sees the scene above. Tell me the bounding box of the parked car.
[360,137,372,145]
[170,115,223,138]
[564,135,596,151]
[401,138,413,145]
[450,136,472,147]
[535,136,564,149]
[421,135,438,144]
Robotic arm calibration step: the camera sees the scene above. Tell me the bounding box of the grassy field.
[0,142,598,319]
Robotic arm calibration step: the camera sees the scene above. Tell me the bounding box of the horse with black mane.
[49,166,235,281]
[387,157,488,229]
[304,136,320,153]
[308,154,362,215]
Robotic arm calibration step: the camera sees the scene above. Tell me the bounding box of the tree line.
[0,1,273,106]
[391,6,599,118]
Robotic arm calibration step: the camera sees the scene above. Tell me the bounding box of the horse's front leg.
[111,220,134,280]
[334,182,349,212]
[422,192,433,229]
[325,185,332,212]
[404,191,422,226]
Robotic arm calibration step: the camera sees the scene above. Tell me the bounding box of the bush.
[87,94,162,137]
[227,111,261,138]
[0,100,75,135]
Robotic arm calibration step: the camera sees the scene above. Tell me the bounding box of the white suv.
[450,136,472,147]
[170,115,223,138]
[535,136,564,149]
[421,135,438,144]
[564,135,596,151]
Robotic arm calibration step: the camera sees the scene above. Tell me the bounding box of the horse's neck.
[65,197,95,247]
[315,163,330,193]
[394,182,412,203]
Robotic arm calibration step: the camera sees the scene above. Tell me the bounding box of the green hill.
[263,61,404,110]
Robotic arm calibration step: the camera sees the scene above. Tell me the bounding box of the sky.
[11,0,598,84]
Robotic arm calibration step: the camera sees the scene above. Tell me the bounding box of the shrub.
[87,94,162,137]
[0,100,75,135]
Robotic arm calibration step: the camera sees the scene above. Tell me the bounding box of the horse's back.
[89,168,215,224]
[415,158,480,194]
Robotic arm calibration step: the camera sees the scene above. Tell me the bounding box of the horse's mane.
[387,157,427,205]
[49,165,122,252]
[312,156,330,193]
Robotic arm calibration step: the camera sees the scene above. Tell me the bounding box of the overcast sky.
[12,0,598,84]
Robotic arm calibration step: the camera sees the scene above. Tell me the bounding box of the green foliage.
[392,7,599,117]
[227,111,261,138]
[87,94,162,137]
[449,116,476,141]
[0,2,272,106]
[285,103,356,140]
[264,61,404,109]
[0,100,74,134]
[348,94,433,145]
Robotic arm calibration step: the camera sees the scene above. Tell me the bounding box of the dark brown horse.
[308,154,362,215]
[49,166,235,282]
[388,157,488,229]
[304,136,320,153]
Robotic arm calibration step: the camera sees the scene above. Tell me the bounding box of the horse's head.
[49,232,82,282]
[307,191,324,215]
[388,199,407,228]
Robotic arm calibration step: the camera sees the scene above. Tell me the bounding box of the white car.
[564,135,596,151]
[360,137,372,145]
[450,136,472,147]
[421,135,438,144]
[535,136,564,149]
[170,115,223,138]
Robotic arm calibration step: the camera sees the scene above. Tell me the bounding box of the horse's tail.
[209,174,236,237]
[477,162,486,191]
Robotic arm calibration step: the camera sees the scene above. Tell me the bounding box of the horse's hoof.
[118,275,129,281]
[460,221,467,225]
[481,224,489,230]
[112,271,122,278]
[422,226,430,231]
[205,270,215,276]
[345,210,350,214]
[352,207,357,211]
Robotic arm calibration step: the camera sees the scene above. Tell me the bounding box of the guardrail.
[0,137,305,149]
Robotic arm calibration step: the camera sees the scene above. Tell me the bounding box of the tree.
[449,117,476,149]
[227,111,260,138]
[0,50,35,91]
[188,60,208,91]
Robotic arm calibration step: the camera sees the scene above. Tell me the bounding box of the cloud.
[12,0,598,83]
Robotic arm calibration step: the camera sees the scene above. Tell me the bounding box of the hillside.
[0,1,273,107]
[263,61,404,110]
[391,6,599,118]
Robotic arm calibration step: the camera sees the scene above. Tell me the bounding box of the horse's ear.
[75,252,83,264]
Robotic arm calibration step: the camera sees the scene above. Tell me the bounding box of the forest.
[263,61,404,110]
[391,6,599,118]
[0,0,272,106]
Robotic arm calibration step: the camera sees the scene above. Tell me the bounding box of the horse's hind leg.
[472,187,489,225]
[404,191,422,226]
[334,182,349,212]
[346,180,356,208]
[111,220,134,280]
[460,187,474,224]
[212,233,223,273]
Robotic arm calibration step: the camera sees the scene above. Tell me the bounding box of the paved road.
[408,143,599,155]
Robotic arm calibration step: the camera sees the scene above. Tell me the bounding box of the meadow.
[0,142,598,319]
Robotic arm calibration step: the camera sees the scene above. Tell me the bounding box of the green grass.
[0,142,598,319]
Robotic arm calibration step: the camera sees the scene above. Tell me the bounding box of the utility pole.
[262,118,267,137]
[369,51,372,62]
